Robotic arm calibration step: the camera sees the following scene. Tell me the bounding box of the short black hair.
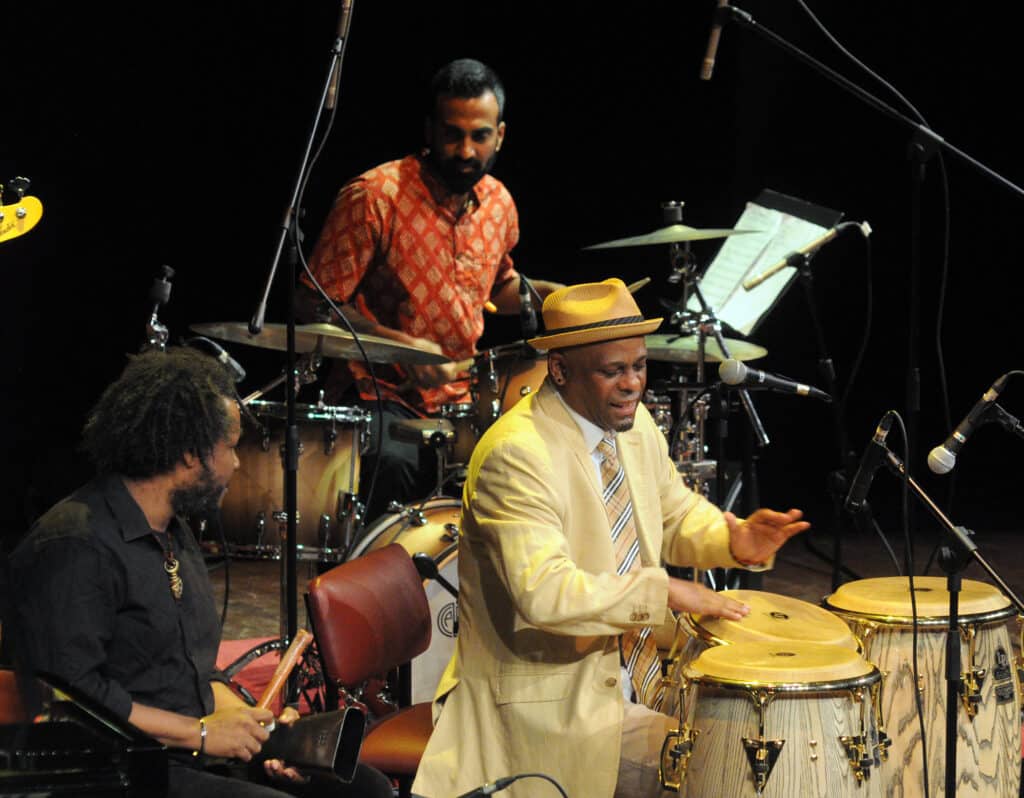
[428,58,506,121]
[81,347,237,479]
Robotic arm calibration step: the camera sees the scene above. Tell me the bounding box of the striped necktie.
[597,435,663,709]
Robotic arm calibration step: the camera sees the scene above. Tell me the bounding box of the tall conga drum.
[824,576,1021,798]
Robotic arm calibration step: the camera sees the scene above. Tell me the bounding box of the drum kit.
[658,579,1022,797]
[190,216,1023,798]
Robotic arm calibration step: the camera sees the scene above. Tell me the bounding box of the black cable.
[794,0,954,519]
[888,410,929,798]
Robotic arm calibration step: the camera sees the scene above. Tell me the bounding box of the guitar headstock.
[1,177,43,243]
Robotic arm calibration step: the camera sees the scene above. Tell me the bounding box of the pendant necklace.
[153,530,184,600]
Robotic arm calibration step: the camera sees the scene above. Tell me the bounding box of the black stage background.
[3,2,1022,571]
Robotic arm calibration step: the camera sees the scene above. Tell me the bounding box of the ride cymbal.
[644,334,767,364]
[583,224,759,250]
[189,322,449,365]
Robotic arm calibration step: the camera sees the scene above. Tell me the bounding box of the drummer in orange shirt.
[297,58,563,523]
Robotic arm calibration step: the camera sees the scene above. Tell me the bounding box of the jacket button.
[605,677,617,688]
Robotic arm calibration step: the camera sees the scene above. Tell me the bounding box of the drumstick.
[257,628,314,711]
[627,277,651,294]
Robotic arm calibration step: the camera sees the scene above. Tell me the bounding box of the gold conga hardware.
[741,690,783,794]
[659,724,698,792]
[960,624,985,718]
[838,734,871,782]
[870,680,891,761]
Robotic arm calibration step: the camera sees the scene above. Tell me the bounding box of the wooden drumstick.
[257,628,314,711]
[627,277,651,294]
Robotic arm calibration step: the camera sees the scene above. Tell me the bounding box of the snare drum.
[219,401,369,560]
[824,576,1021,798]
[662,590,860,717]
[663,641,883,797]
[347,497,461,704]
[471,343,548,431]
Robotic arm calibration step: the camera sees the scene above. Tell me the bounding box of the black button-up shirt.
[10,474,221,721]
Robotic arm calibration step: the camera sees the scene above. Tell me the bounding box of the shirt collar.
[553,390,610,455]
[101,473,186,543]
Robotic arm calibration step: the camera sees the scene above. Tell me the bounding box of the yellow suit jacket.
[412,379,745,798]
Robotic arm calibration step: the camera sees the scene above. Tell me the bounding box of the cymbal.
[190,322,450,365]
[644,334,767,364]
[583,224,759,250]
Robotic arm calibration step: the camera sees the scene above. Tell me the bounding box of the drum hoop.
[347,496,461,560]
[825,603,1016,629]
[685,668,880,693]
[441,402,476,419]
[247,400,370,424]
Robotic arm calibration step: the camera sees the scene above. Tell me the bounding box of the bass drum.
[347,497,461,705]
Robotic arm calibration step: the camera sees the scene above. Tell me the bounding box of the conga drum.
[661,590,861,717]
[663,641,884,797]
[824,576,1021,798]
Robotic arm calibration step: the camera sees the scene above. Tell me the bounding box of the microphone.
[325,0,355,110]
[845,412,895,512]
[719,359,831,402]
[143,264,175,353]
[519,275,538,338]
[743,221,872,291]
[700,0,729,81]
[187,336,247,384]
[927,373,1010,474]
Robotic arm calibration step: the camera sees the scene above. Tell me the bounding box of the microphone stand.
[875,443,1024,796]
[718,2,1024,574]
[790,254,862,589]
[245,17,352,703]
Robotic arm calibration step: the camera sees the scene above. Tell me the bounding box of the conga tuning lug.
[838,735,872,782]
[959,667,986,718]
[659,725,698,793]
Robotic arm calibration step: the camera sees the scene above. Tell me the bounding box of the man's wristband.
[193,717,207,758]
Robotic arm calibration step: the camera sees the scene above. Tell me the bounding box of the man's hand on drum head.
[667,578,750,620]
[724,508,810,566]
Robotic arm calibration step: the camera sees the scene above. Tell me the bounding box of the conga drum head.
[824,576,1013,627]
[688,589,860,650]
[684,640,878,690]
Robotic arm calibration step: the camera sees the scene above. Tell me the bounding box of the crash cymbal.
[644,334,767,364]
[583,224,759,250]
[190,322,449,365]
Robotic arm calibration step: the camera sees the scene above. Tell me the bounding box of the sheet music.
[686,201,831,336]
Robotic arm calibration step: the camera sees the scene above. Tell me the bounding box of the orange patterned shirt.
[306,155,519,415]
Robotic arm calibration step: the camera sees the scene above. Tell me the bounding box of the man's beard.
[431,150,498,195]
[171,464,226,518]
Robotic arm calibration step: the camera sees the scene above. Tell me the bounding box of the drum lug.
[659,724,698,793]
[256,511,267,547]
[323,424,337,455]
[959,667,987,718]
[741,737,784,793]
[838,734,873,782]
[442,523,459,543]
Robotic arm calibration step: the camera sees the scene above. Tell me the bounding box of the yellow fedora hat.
[528,278,662,351]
